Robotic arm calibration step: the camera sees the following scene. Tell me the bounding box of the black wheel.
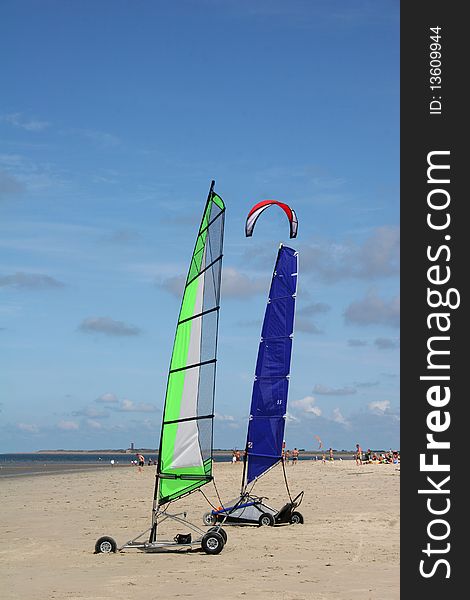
[208,526,228,544]
[203,511,216,525]
[290,511,304,525]
[201,531,224,555]
[258,512,275,527]
[94,536,117,554]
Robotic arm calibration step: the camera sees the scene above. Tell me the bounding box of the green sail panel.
[157,183,225,505]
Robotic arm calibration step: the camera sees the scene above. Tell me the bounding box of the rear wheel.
[203,512,216,525]
[201,531,224,555]
[94,536,117,554]
[258,513,274,527]
[290,511,304,525]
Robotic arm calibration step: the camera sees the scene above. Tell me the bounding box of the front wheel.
[208,526,228,544]
[290,511,304,525]
[258,513,274,527]
[94,536,117,554]
[201,531,224,555]
[203,512,216,525]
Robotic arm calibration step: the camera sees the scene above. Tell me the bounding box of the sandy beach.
[0,459,399,600]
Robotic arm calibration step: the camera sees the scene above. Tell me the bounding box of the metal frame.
[211,490,304,527]
[119,505,227,552]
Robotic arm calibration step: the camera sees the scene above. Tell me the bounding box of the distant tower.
[130,442,134,451]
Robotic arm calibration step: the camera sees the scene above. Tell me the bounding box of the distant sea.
[0,451,339,478]
[0,452,157,478]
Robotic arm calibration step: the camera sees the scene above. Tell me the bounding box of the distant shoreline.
[9,449,372,457]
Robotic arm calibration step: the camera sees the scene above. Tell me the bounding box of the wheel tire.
[258,512,275,527]
[208,526,228,544]
[201,531,224,555]
[94,536,117,554]
[290,511,304,525]
[203,511,216,525]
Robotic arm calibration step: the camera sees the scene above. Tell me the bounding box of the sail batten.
[169,358,217,374]
[244,245,298,487]
[186,255,223,287]
[178,306,219,326]
[163,414,214,426]
[155,183,225,505]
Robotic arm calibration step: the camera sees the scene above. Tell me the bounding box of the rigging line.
[247,477,257,495]
[198,487,219,511]
[281,456,294,503]
[198,204,225,238]
[212,477,227,512]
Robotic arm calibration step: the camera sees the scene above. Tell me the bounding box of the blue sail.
[245,245,298,485]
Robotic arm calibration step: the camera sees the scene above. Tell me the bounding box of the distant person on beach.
[231,451,237,464]
[321,453,326,464]
[329,448,334,462]
[291,448,299,465]
[355,444,362,465]
[285,449,290,464]
[136,454,145,473]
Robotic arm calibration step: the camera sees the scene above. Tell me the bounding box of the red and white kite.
[245,200,298,238]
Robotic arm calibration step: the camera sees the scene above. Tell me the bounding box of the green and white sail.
[156,181,225,506]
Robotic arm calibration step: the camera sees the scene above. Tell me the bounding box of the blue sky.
[0,0,399,453]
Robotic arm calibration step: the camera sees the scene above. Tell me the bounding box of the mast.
[150,180,225,542]
[242,244,298,492]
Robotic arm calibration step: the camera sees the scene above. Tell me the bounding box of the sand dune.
[0,459,399,600]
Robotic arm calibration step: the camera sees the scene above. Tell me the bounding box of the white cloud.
[374,337,400,350]
[291,396,322,416]
[2,112,50,132]
[96,393,118,404]
[158,267,268,299]
[285,412,300,423]
[295,317,323,334]
[368,400,391,414]
[344,290,400,328]
[347,338,368,347]
[95,394,159,413]
[57,420,79,431]
[214,413,240,429]
[299,225,399,283]
[332,408,350,426]
[61,127,120,147]
[221,268,268,298]
[72,406,108,418]
[215,413,235,421]
[0,169,25,199]
[298,302,331,316]
[17,422,40,433]
[0,272,65,290]
[118,399,158,413]
[313,384,356,396]
[79,317,141,337]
